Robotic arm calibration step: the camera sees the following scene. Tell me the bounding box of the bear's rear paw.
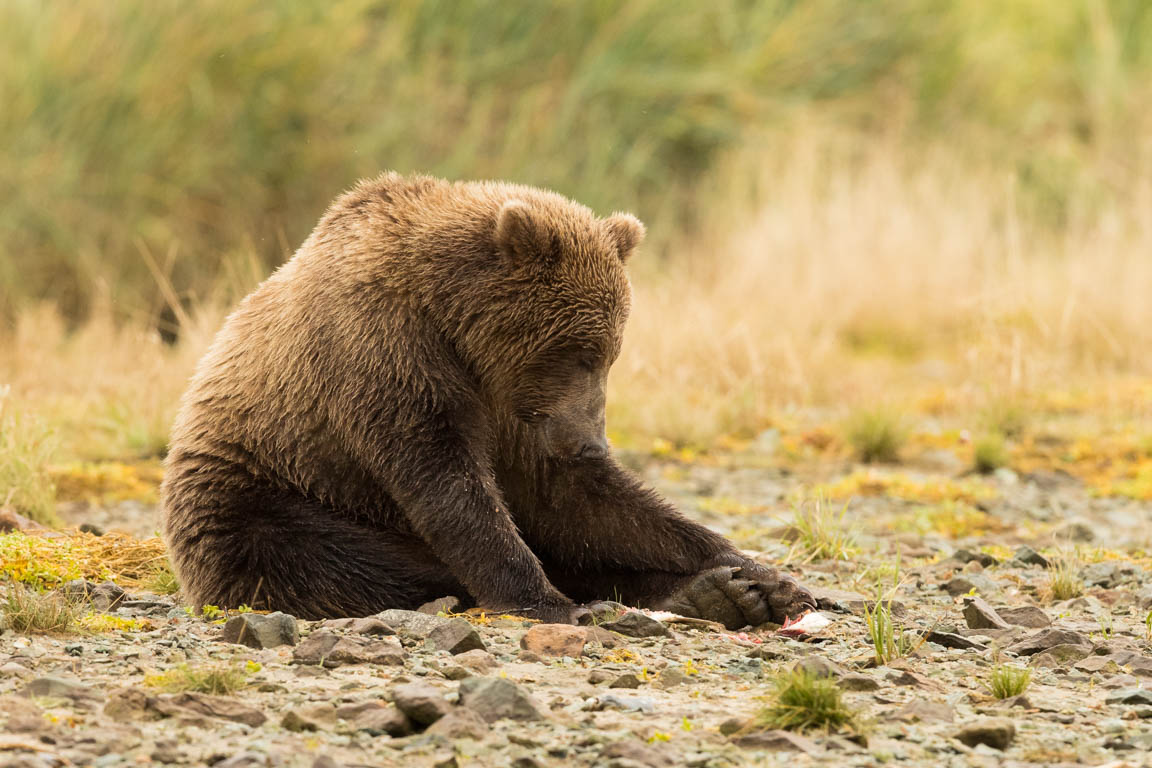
[738,563,818,625]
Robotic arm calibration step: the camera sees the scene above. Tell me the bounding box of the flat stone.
[655,668,689,689]
[458,677,547,722]
[1076,652,1152,677]
[292,631,405,667]
[599,740,674,766]
[427,618,485,654]
[792,656,846,679]
[392,682,450,726]
[962,597,1010,630]
[952,548,999,567]
[453,649,499,673]
[320,617,396,636]
[520,624,587,658]
[955,718,1015,750]
[600,612,671,638]
[418,596,463,615]
[375,609,450,638]
[1053,519,1095,542]
[159,692,266,727]
[221,612,298,649]
[924,630,986,650]
[104,687,165,722]
[995,605,1051,628]
[1031,644,1092,667]
[58,579,127,611]
[893,699,954,723]
[838,673,880,692]
[1011,546,1050,568]
[582,626,622,648]
[943,574,999,597]
[337,702,410,736]
[608,673,643,689]
[1007,628,1090,656]
[20,676,100,703]
[810,586,905,616]
[1106,689,1152,707]
[732,729,821,753]
[424,708,489,739]
[281,703,335,732]
[0,695,45,732]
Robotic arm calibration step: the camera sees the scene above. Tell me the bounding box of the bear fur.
[161,173,814,628]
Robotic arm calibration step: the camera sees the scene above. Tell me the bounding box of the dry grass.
[789,496,857,563]
[1045,550,1086,602]
[973,433,1011,474]
[609,129,1152,447]
[145,662,258,695]
[0,530,170,590]
[985,664,1032,699]
[754,667,860,734]
[2,585,82,634]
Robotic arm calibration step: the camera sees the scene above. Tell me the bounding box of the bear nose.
[577,438,609,460]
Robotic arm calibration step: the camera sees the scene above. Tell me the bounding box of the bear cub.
[161,173,815,629]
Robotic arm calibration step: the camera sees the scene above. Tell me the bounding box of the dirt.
[6,450,1152,767]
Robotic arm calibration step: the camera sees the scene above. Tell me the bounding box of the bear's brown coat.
[161,173,814,627]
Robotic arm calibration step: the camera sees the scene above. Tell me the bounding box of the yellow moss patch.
[0,530,168,589]
[888,501,1011,539]
[49,461,164,504]
[816,470,998,505]
[1013,433,1152,500]
[79,613,153,632]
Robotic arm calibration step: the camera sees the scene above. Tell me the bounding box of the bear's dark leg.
[163,462,467,619]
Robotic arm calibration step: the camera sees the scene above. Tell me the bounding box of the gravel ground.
[5,451,1152,768]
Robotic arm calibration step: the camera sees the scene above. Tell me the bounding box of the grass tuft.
[790,496,857,562]
[2,585,81,634]
[863,590,913,665]
[754,668,859,733]
[1045,550,1085,602]
[145,661,259,695]
[972,433,1010,474]
[985,664,1031,699]
[845,408,907,464]
[0,391,58,526]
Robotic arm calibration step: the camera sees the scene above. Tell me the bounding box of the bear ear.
[495,200,548,266]
[604,213,646,263]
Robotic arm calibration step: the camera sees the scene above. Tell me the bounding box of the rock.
[600,612,671,638]
[810,586,905,616]
[221,612,298,649]
[1030,644,1092,667]
[952,548,999,568]
[583,625,623,648]
[1011,546,1050,569]
[838,674,880,692]
[588,668,615,685]
[418,596,462,615]
[599,740,670,767]
[427,618,485,654]
[1083,562,1121,588]
[281,704,336,732]
[20,676,101,703]
[893,699,954,723]
[1076,652,1152,678]
[884,668,940,689]
[0,695,45,732]
[58,579,127,610]
[943,574,999,597]
[962,597,1010,630]
[520,624,587,657]
[731,729,820,753]
[995,605,1051,628]
[375,609,450,638]
[1007,628,1090,656]
[1053,519,1095,542]
[1106,689,1152,707]
[955,718,1015,750]
[608,673,642,689]
[320,617,396,636]
[160,692,266,727]
[453,649,499,673]
[585,600,628,623]
[591,693,656,713]
[336,702,411,736]
[216,754,271,768]
[655,668,689,689]
[792,656,846,679]
[923,630,986,650]
[458,677,547,722]
[392,682,450,726]
[104,687,165,722]
[424,708,489,739]
[292,631,405,667]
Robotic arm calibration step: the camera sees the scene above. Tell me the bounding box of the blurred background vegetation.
[2,0,1152,522]
[4,0,1150,321]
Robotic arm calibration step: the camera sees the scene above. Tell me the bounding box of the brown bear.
[161,173,815,629]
